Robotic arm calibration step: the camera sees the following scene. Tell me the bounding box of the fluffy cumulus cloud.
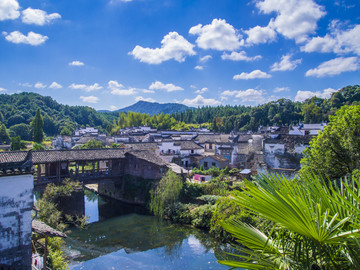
[3,31,48,46]
[110,105,118,111]
[182,95,220,107]
[295,88,337,102]
[194,65,204,70]
[69,83,103,92]
[80,96,99,103]
[135,96,156,102]
[49,82,62,89]
[271,54,302,71]
[221,89,267,103]
[233,70,271,80]
[305,57,359,77]
[130,32,196,64]
[195,87,208,94]
[108,80,136,95]
[34,82,46,89]
[0,87,7,92]
[302,24,360,56]
[22,8,61,25]
[244,25,277,45]
[149,81,183,92]
[69,61,84,66]
[0,0,20,21]
[222,51,262,61]
[189,19,243,51]
[256,0,325,43]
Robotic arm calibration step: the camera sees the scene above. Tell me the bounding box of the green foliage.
[191,204,215,229]
[31,108,44,143]
[149,171,183,218]
[210,196,257,242]
[9,123,32,140]
[219,174,360,269]
[0,124,10,143]
[10,136,26,150]
[180,181,204,201]
[300,105,360,180]
[47,237,69,270]
[33,142,44,150]
[80,139,105,149]
[196,195,221,205]
[60,126,72,136]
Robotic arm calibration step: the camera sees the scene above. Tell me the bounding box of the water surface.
[64,189,230,270]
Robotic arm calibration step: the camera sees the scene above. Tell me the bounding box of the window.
[212,162,216,167]
[204,162,208,168]
[305,130,310,135]
[191,150,194,154]
[209,143,213,150]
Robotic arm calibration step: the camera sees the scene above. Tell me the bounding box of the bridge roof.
[0,149,128,164]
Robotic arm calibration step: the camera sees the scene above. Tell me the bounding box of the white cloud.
[135,96,156,102]
[22,7,61,25]
[0,87,7,92]
[107,80,136,95]
[274,87,290,93]
[271,54,302,71]
[0,0,20,21]
[130,32,196,64]
[221,89,267,103]
[245,25,276,45]
[256,0,326,43]
[195,87,208,94]
[182,95,220,107]
[142,89,155,93]
[69,83,103,92]
[302,24,360,56]
[200,55,212,62]
[233,70,271,80]
[19,82,32,87]
[295,88,337,102]
[149,81,183,92]
[221,51,262,61]
[194,65,204,70]
[80,96,99,103]
[34,82,46,89]
[110,105,118,111]
[189,18,243,51]
[69,61,84,66]
[49,82,62,89]
[3,31,48,46]
[305,57,359,77]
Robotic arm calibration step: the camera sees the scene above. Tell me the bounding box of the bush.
[196,195,221,205]
[191,204,216,229]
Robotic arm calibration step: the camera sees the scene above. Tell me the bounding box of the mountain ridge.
[99,100,192,115]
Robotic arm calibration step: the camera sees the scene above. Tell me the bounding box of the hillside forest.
[0,84,359,141]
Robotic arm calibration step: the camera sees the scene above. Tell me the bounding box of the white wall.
[0,174,33,268]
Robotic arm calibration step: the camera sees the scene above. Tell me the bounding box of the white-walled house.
[74,127,99,136]
[289,123,326,136]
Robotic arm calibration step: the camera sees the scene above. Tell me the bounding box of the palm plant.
[218,173,360,269]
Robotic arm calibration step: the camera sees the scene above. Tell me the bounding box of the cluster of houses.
[52,123,327,179]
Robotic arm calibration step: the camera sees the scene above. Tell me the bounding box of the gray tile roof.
[126,150,167,166]
[179,141,203,150]
[32,220,67,238]
[195,134,232,144]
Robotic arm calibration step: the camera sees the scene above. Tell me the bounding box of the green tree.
[9,123,32,140]
[219,174,360,269]
[10,136,26,150]
[0,124,10,144]
[300,105,360,180]
[80,139,104,149]
[150,171,183,218]
[32,108,44,143]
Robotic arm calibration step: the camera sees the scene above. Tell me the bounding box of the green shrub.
[191,204,216,229]
[197,195,221,205]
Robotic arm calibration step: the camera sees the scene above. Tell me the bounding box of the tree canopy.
[300,105,360,180]
[32,108,44,143]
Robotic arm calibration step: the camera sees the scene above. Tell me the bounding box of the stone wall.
[0,174,33,269]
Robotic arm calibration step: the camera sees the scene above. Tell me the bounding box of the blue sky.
[0,0,359,110]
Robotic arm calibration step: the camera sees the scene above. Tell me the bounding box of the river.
[62,188,232,269]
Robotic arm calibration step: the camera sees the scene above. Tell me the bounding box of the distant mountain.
[99,101,192,115]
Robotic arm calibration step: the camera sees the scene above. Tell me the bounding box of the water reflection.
[64,189,230,269]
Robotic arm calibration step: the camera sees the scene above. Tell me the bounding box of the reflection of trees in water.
[84,188,98,202]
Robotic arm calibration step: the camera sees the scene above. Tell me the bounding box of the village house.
[196,155,230,170]
[289,123,326,136]
[74,127,99,136]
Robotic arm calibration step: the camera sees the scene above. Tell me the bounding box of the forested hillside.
[0,92,115,140]
[173,85,360,132]
[0,85,359,140]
